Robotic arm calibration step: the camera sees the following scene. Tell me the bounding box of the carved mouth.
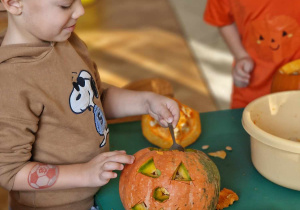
[270,45,280,51]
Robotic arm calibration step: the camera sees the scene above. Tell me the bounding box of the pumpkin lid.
[141,99,201,149]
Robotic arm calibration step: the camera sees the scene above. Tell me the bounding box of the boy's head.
[1,0,85,44]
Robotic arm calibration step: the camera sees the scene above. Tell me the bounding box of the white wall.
[169,0,233,110]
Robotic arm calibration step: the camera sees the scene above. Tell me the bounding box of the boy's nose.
[72,1,85,19]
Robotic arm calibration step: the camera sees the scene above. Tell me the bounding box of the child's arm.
[219,23,255,87]
[12,150,134,191]
[102,87,180,128]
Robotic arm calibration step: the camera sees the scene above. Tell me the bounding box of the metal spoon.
[168,123,184,151]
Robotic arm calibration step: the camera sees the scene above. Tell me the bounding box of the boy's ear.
[1,0,23,15]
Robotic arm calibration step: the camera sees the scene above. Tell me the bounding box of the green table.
[95,109,300,210]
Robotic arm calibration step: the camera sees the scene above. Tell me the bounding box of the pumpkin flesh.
[142,100,201,148]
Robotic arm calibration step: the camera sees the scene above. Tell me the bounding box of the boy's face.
[19,0,84,42]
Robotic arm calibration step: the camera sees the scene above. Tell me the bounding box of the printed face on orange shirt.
[250,15,300,63]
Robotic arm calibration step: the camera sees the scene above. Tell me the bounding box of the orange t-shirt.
[204,0,300,108]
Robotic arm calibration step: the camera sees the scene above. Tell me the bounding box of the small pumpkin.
[141,99,201,148]
[271,59,300,93]
[119,148,220,210]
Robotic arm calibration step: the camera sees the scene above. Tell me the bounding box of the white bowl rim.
[242,91,300,153]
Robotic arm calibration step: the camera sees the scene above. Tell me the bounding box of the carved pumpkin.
[119,148,220,210]
[141,99,201,148]
[271,59,300,93]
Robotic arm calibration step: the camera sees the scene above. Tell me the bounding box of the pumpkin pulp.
[141,99,201,148]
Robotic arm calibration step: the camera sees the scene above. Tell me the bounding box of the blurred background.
[0,0,233,209]
[75,0,223,113]
[73,0,235,113]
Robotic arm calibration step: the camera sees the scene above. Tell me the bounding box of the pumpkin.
[271,59,300,93]
[119,147,220,210]
[141,99,201,148]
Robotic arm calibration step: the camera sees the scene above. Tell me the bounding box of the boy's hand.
[233,57,255,87]
[81,150,134,187]
[146,93,180,128]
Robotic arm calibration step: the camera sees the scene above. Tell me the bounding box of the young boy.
[204,0,300,108]
[0,0,180,209]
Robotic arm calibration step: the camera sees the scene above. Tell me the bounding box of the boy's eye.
[60,5,71,9]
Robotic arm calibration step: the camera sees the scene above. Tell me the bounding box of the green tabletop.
[95,108,300,210]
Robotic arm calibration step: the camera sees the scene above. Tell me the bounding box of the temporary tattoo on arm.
[28,163,59,189]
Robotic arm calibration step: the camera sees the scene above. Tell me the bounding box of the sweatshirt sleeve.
[0,68,41,191]
[203,0,234,27]
[0,120,38,190]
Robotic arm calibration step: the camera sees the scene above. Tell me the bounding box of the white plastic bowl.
[242,91,300,191]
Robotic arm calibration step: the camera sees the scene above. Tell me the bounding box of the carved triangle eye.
[138,158,161,178]
[131,202,148,210]
[172,162,192,181]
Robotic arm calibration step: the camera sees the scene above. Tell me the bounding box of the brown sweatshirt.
[0,33,110,209]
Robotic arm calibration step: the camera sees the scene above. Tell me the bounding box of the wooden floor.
[75,0,217,113]
[0,0,216,209]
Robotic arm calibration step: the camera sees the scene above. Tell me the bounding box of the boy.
[0,0,180,209]
[204,0,300,108]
